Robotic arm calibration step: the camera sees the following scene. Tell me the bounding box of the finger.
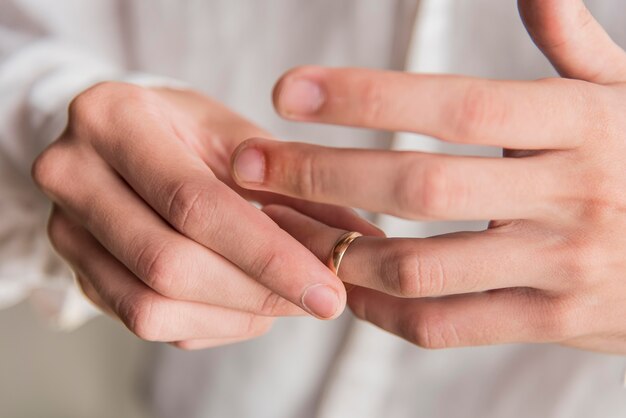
[147,87,274,184]
[231,170,385,235]
[61,84,346,319]
[348,287,587,348]
[519,0,626,84]
[74,273,114,316]
[272,66,602,149]
[263,205,558,298]
[253,191,385,236]
[170,336,260,351]
[49,208,274,342]
[564,335,626,355]
[234,139,560,221]
[43,152,302,317]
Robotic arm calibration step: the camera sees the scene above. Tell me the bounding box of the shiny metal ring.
[326,231,362,276]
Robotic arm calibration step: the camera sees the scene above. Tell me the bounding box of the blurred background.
[3,2,626,418]
[0,302,151,418]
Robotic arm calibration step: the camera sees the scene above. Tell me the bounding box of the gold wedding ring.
[327,231,362,276]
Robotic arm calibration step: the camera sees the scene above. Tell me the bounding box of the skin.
[231,0,626,353]
[32,83,382,349]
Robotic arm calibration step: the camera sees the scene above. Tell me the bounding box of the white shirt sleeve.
[0,1,185,329]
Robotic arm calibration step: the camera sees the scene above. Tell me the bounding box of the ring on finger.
[327,231,362,276]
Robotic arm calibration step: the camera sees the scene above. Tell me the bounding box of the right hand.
[32,82,378,349]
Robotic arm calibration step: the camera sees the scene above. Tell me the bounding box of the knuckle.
[557,237,605,288]
[166,181,221,235]
[249,250,284,286]
[31,144,71,195]
[294,151,319,199]
[67,82,153,138]
[390,252,420,296]
[403,312,460,350]
[419,163,455,217]
[67,90,97,133]
[573,160,626,222]
[134,241,186,298]
[31,150,52,190]
[278,147,324,200]
[117,292,166,341]
[396,161,452,218]
[392,169,415,217]
[67,82,115,135]
[451,83,504,142]
[393,251,446,297]
[357,79,385,124]
[257,291,287,316]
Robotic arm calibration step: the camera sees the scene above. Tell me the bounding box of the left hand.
[230,0,626,353]
[32,83,379,350]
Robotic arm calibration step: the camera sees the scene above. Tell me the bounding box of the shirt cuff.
[2,72,188,330]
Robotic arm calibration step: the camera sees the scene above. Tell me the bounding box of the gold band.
[327,231,362,276]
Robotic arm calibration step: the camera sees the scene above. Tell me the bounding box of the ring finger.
[263,205,562,298]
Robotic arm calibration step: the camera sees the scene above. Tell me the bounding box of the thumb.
[519,0,626,84]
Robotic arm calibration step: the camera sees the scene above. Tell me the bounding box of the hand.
[231,1,626,353]
[32,82,379,349]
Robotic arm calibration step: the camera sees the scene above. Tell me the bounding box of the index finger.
[273,66,607,149]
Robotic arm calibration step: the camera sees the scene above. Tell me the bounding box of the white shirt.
[1,1,625,417]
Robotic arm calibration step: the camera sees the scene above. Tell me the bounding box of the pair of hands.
[34,0,626,353]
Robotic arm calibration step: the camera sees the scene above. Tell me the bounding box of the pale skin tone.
[231,0,626,354]
[33,85,381,349]
[32,0,626,353]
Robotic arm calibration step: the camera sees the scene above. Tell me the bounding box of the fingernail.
[278,78,325,116]
[233,147,265,184]
[301,284,340,319]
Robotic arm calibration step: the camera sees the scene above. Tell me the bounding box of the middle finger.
[272,66,602,149]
